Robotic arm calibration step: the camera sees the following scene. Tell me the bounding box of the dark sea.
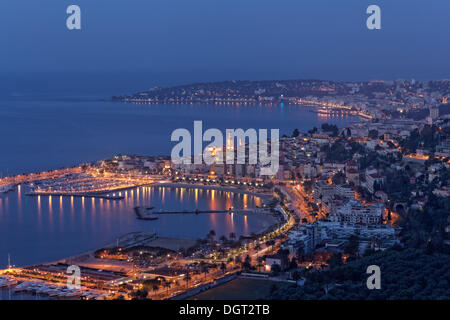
[0,98,358,176]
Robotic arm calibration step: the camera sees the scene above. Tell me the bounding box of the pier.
[152,209,231,215]
[26,192,124,200]
[134,207,257,217]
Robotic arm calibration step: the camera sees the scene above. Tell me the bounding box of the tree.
[346,128,352,137]
[206,229,216,244]
[368,129,379,139]
[229,232,236,241]
[292,270,301,286]
[321,123,339,137]
[183,272,192,288]
[201,263,209,279]
[267,248,450,300]
[163,281,171,295]
[344,234,360,257]
[257,256,264,272]
[289,257,298,270]
[271,264,281,276]
[243,255,252,270]
[292,128,300,137]
[220,262,227,274]
[152,284,159,295]
[332,171,346,185]
[254,243,261,255]
[266,240,275,251]
[219,235,228,244]
[131,289,148,300]
[296,246,304,262]
[327,252,343,268]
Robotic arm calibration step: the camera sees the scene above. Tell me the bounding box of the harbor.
[0,183,270,269]
[0,276,111,300]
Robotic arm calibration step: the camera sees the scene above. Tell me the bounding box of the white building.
[330,200,384,224]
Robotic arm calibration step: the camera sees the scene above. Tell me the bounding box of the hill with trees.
[267,248,450,300]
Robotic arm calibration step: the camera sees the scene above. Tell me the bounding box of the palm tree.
[200,261,209,280]
[229,232,236,241]
[220,262,227,274]
[243,255,252,270]
[257,256,264,272]
[219,235,228,244]
[163,281,171,295]
[266,240,275,252]
[207,230,216,244]
[292,271,301,287]
[254,244,261,257]
[296,246,304,262]
[202,265,209,280]
[152,284,159,297]
[183,271,192,288]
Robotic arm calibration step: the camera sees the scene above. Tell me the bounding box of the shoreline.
[114,99,371,120]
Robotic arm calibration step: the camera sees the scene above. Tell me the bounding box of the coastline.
[114,99,372,120]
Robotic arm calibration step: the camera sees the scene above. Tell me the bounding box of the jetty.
[134,207,159,220]
[152,209,231,215]
[26,192,124,200]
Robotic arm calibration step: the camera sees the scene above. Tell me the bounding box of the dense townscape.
[113,79,450,120]
[2,79,450,300]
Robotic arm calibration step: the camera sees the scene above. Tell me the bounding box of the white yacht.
[0,184,14,194]
[0,277,18,288]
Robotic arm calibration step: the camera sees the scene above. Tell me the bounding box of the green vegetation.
[331,171,346,185]
[268,248,450,299]
[400,125,443,154]
[321,123,339,137]
[382,169,413,203]
[399,196,450,252]
[189,278,291,300]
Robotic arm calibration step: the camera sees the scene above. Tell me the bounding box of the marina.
[0,184,15,194]
[0,277,108,300]
[0,184,270,269]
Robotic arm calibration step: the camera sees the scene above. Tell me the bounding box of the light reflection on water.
[0,186,267,269]
[0,100,357,177]
[0,288,49,301]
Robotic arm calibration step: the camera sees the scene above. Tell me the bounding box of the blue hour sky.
[1,0,450,85]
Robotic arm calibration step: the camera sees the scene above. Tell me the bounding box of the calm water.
[0,185,264,269]
[0,289,48,301]
[0,99,357,176]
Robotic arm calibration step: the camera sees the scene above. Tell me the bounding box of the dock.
[152,209,257,215]
[134,206,263,218]
[26,192,124,200]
